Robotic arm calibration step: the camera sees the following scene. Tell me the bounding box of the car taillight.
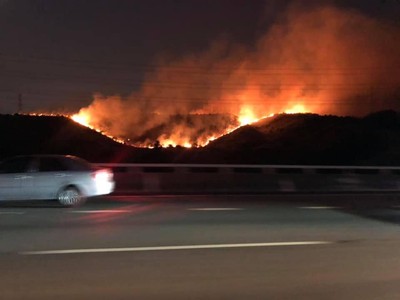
[93,168,113,182]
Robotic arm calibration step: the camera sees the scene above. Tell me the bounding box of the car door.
[30,157,70,200]
[0,156,32,200]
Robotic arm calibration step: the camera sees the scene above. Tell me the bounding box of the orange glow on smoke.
[28,4,400,149]
[66,4,400,149]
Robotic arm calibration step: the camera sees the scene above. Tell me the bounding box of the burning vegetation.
[69,4,400,148]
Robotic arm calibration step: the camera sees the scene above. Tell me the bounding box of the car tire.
[57,186,85,207]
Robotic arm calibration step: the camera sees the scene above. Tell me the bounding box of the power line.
[1,53,400,73]
[0,90,398,106]
[1,70,399,91]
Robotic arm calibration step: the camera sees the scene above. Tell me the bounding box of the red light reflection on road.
[75,204,159,224]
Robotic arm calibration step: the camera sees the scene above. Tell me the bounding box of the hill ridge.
[1,111,400,165]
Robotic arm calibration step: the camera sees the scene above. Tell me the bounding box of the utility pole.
[17,93,22,114]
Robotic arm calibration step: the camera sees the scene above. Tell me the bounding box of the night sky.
[0,0,399,114]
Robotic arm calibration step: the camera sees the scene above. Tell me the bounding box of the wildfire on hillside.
[70,3,399,148]
[71,103,309,148]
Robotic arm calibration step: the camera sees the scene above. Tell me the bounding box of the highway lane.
[1,194,400,299]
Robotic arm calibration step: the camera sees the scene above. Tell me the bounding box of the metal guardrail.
[94,164,400,195]
[96,163,400,174]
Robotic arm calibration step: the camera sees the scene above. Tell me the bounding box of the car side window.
[0,157,31,174]
[62,157,93,171]
[39,157,69,172]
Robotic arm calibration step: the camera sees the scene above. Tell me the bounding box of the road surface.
[1,194,400,299]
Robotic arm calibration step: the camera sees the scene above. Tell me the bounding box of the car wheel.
[57,187,85,207]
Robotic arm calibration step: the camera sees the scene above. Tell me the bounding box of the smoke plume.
[75,3,400,147]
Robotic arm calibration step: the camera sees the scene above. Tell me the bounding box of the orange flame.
[70,102,310,148]
[284,104,308,114]
[71,112,91,127]
[238,106,259,126]
[70,112,126,145]
[23,101,311,148]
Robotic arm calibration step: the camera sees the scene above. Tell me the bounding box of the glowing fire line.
[70,103,309,148]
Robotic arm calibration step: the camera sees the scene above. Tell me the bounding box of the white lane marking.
[188,208,243,211]
[68,209,131,214]
[0,211,25,215]
[21,241,332,255]
[299,206,342,210]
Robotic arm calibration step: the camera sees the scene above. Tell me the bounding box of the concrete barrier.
[95,163,400,195]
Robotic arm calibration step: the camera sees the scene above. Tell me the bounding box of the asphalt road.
[1,194,400,299]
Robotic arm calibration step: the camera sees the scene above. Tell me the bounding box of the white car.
[0,155,115,206]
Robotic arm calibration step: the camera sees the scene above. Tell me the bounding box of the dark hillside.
[0,114,192,163]
[178,111,400,165]
[0,114,131,162]
[2,111,400,165]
